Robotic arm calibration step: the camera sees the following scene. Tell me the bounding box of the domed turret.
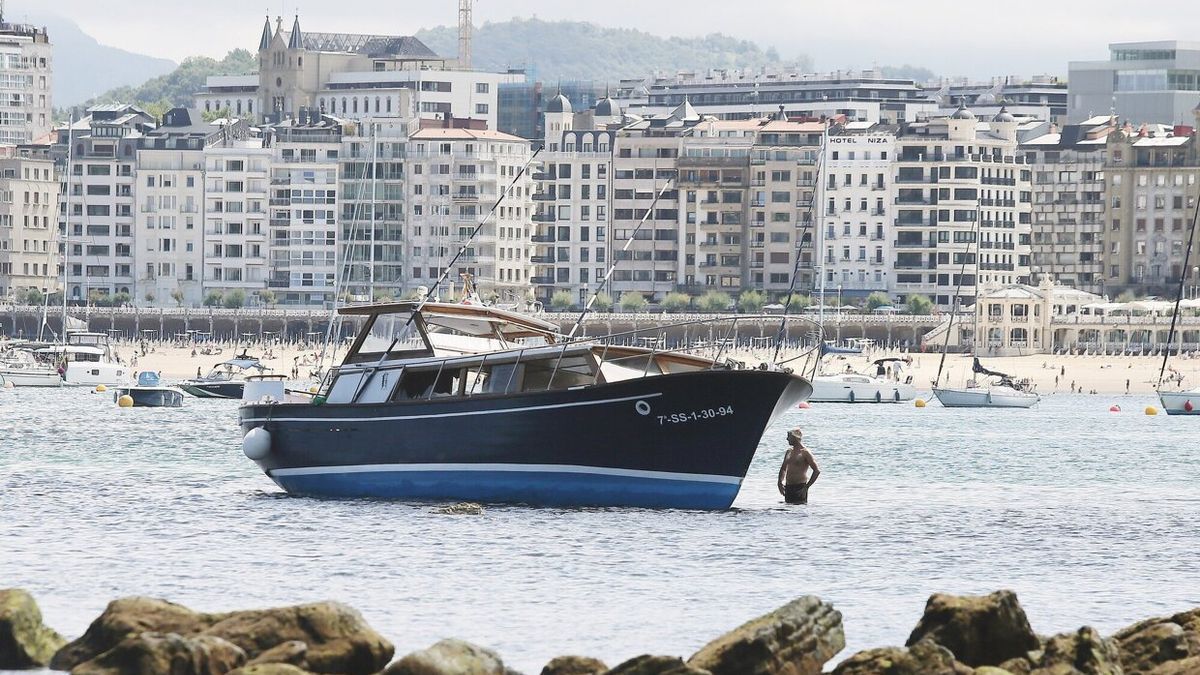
[546,92,572,114]
[595,96,621,118]
[951,103,976,120]
[992,106,1016,123]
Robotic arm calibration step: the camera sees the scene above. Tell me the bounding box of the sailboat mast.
[934,196,982,386]
[60,109,74,341]
[1157,188,1200,389]
[368,122,377,301]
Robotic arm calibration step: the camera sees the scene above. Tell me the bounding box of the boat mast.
[1157,186,1200,389]
[934,196,982,386]
[368,122,377,301]
[60,109,74,343]
[772,120,827,367]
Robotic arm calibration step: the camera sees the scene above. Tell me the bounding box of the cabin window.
[522,356,595,391]
[392,368,459,400]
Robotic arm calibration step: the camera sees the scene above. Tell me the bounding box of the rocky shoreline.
[0,587,1194,674]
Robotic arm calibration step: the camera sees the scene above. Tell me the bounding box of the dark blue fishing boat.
[179,353,270,399]
[114,371,184,408]
[238,302,812,510]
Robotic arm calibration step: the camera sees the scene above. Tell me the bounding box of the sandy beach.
[95,337,1200,396]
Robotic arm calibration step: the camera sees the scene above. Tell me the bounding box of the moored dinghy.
[238,302,813,510]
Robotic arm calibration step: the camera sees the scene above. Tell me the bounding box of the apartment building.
[820,124,895,298]
[747,122,822,297]
[1104,120,1200,296]
[203,138,272,300]
[530,93,617,305]
[339,118,412,302]
[892,106,1033,309]
[0,19,52,144]
[406,127,536,304]
[57,105,155,302]
[1020,116,1113,294]
[133,109,227,306]
[196,16,517,129]
[267,115,343,307]
[0,144,58,300]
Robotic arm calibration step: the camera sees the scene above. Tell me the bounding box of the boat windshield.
[345,311,433,364]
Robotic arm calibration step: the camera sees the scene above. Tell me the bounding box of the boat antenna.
[565,178,675,340]
[1157,186,1200,389]
[772,122,827,367]
[933,197,982,387]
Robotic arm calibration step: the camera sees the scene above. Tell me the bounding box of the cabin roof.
[339,301,562,340]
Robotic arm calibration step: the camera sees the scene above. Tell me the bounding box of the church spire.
[287,14,302,49]
[258,14,272,51]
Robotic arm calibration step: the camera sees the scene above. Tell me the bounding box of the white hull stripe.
[243,392,663,424]
[269,462,743,486]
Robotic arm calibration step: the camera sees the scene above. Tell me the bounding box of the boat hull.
[933,387,1039,408]
[1158,390,1200,415]
[179,381,244,399]
[809,376,916,403]
[113,387,184,408]
[239,369,811,510]
[63,362,129,387]
[0,369,62,387]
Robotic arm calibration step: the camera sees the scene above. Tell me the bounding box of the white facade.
[406,127,536,304]
[820,131,895,298]
[203,142,271,300]
[0,147,58,300]
[135,148,205,306]
[0,22,52,144]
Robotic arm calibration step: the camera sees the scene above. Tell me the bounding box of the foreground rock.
[832,638,971,675]
[1113,608,1200,674]
[906,591,1040,668]
[384,638,507,675]
[51,597,212,670]
[687,595,844,675]
[71,632,246,675]
[229,665,314,675]
[0,589,67,669]
[604,655,710,675]
[204,602,392,674]
[993,626,1121,675]
[541,655,608,675]
[53,598,392,675]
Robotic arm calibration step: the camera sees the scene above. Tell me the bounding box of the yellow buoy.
[117,394,134,408]
[95,384,108,393]
[1145,406,1158,416]
[914,398,927,408]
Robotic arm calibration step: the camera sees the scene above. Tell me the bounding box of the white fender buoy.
[243,427,272,460]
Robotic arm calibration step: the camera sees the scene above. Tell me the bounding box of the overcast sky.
[24,0,1199,79]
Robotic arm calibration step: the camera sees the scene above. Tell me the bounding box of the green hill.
[417,18,807,82]
[79,49,256,117]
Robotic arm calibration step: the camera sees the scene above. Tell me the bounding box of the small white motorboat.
[810,358,917,403]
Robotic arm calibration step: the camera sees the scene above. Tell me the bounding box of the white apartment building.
[133,109,233,306]
[820,125,895,299]
[0,145,58,299]
[267,116,343,306]
[531,93,618,305]
[203,140,271,301]
[339,118,412,302]
[406,126,536,304]
[59,105,154,302]
[0,20,52,144]
[892,106,1033,309]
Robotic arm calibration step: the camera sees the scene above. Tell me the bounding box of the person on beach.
[778,429,820,505]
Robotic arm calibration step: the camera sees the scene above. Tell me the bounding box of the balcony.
[533,192,556,202]
[531,234,556,243]
[530,276,555,285]
[530,255,555,264]
[532,213,556,223]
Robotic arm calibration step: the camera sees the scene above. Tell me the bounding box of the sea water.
[1,389,1197,673]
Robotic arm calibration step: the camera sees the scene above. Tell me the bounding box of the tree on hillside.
[84,50,256,111]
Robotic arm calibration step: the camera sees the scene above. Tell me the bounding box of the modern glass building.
[1069,41,1200,124]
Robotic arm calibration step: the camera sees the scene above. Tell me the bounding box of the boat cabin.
[322,302,718,405]
[203,356,268,381]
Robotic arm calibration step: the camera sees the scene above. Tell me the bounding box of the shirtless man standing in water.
[778,429,820,505]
